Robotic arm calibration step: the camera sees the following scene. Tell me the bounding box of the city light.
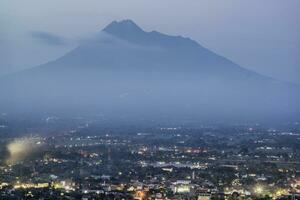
[255,186,263,194]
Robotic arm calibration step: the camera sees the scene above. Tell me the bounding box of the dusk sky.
[1,0,299,84]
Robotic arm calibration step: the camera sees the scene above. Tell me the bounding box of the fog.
[0,20,299,122]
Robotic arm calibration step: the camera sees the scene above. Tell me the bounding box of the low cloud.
[30,31,68,46]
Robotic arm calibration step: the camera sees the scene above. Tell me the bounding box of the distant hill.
[0,20,299,121]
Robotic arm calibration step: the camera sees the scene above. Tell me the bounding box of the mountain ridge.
[103,20,204,50]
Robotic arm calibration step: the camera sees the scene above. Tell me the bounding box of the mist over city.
[0,1,299,199]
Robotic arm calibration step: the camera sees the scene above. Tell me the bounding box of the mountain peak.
[102,19,201,49]
[103,19,143,34]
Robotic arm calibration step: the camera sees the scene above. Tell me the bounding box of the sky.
[0,0,299,84]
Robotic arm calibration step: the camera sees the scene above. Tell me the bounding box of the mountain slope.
[0,20,299,120]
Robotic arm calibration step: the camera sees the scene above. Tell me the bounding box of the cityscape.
[0,116,299,199]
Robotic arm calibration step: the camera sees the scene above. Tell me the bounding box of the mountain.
[0,20,299,121]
